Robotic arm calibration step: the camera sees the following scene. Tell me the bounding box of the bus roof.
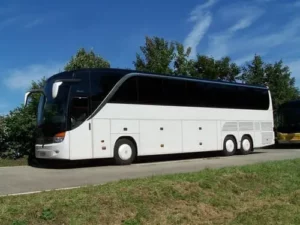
[50,67,269,90]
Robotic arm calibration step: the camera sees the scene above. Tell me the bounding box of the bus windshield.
[37,79,70,139]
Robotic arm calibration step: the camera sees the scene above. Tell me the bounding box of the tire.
[239,135,253,155]
[222,136,237,156]
[114,138,137,165]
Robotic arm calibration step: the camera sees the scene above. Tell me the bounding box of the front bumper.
[35,142,69,160]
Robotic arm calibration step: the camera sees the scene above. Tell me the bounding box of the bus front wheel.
[113,138,137,165]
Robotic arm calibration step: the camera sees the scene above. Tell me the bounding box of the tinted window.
[104,73,269,110]
[110,76,138,104]
[162,78,186,106]
[235,86,269,110]
[187,82,269,110]
[71,71,90,95]
[185,80,205,107]
[90,72,123,112]
[69,71,91,126]
[70,97,89,129]
[137,76,164,105]
[210,84,238,108]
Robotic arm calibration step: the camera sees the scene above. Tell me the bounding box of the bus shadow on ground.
[28,150,265,169]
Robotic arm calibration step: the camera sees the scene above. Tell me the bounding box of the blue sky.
[1,0,300,114]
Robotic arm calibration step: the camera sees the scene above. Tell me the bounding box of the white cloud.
[234,54,256,66]
[0,17,18,31]
[188,0,216,22]
[184,14,212,59]
[295,1,300,7]
[205,0,300,60]
[206,4,264,59]
[3,63,64,90]
[234,52,267,66]
[230,18,300,55]
[184,0,216,58]
[229,14,261,32]
[24,18,43,28]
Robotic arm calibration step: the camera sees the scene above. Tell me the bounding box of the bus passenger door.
[69,96,93,160]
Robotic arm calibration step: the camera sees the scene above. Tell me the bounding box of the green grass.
[0,157,28,167]
[1,159,300,225]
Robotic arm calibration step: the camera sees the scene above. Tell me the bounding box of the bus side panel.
[220,121,239,149]
[69,121,93,160]
[110,119,140,157]
[139,120,182,156]
[92,119,111,159]
[254,121,262,148]
[182,120,218,152]
[238,121,255,148]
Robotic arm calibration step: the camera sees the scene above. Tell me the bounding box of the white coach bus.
[24,68,275,165]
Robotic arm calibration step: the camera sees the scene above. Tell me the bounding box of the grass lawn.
[0,157,28,167]
[1,159,300,225]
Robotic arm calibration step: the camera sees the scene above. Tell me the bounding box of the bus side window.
[70,97,89,129]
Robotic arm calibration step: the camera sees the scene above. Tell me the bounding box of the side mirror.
[24,89,44,107]
[52,81,63,99]
[52,78,81,99]
[24,92,31,106]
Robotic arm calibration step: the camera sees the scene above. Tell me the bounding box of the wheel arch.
[241,134,253,142]
[224,134,238,146]
[114,135,138,157]
[240,134,254,152]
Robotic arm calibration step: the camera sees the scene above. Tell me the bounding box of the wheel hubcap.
[242,139,251,151]
[226,140,235,152]
[118,144,132,160]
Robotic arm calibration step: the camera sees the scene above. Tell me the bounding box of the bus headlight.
[53,132,65,143]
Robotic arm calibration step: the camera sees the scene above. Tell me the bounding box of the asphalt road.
[1,148,300,196]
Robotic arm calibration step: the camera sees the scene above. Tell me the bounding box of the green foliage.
[215,56,240,82]
[64,48,110,71]
[191,55,240,81]
[173,42,193,76]
[133,36,175,74]
[191,55,219,79]
[11,220,27,225]
[1,106,36,159]
[0,78,46,159]
[40,208,55,221]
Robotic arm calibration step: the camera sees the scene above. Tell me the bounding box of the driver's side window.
[70,97,89,129]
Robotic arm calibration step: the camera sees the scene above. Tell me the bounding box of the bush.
[0,106,37,159]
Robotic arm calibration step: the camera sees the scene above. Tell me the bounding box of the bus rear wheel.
[114,138,137,165]
[222,136,237,156]
[239,135,253,155]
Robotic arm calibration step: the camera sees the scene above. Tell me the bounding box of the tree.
[215,56,240,82]
[239,55,265,85]
[133,36,175,74]
[64,48,110,71]
[265,60,299,109]
[240,55,299,110]
[1,78,46,159]
[191,55,240,81]
[173,42,194,76]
